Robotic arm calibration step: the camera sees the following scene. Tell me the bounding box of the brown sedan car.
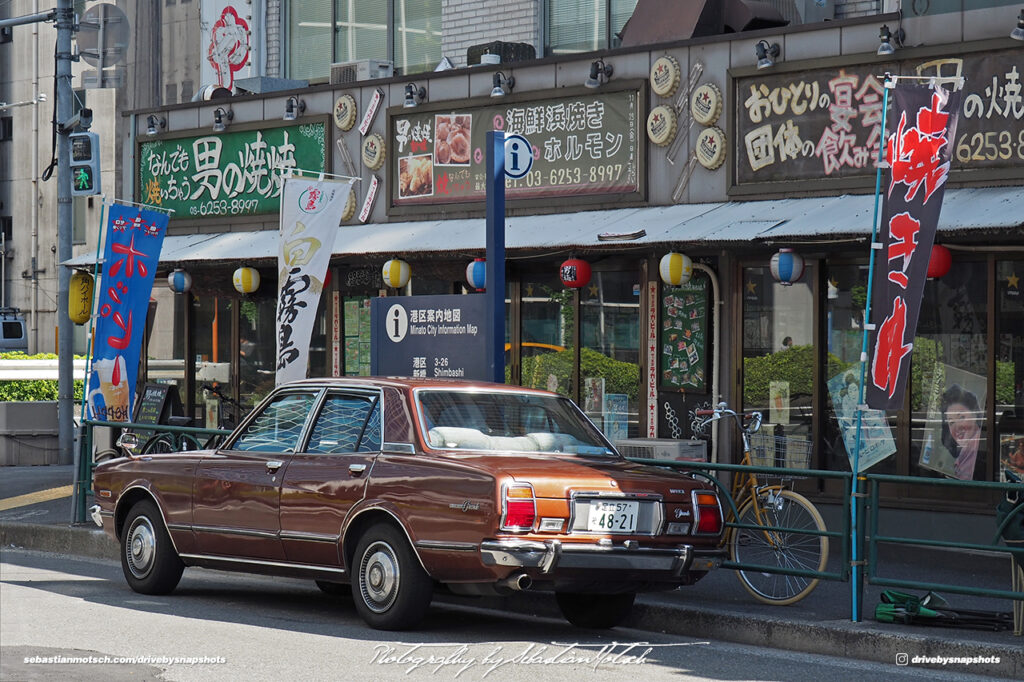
[92,378,726,630]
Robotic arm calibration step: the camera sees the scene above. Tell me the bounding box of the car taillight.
[692,490,723,535]
[500,483,536,531]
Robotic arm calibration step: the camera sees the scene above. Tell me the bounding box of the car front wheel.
[120,499,183,595]
[351,523,432,630]
[556,591,636,629]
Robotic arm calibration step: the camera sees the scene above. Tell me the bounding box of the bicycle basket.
[749,432,812,478]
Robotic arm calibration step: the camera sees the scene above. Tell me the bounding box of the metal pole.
[851,76,892,622]
[485,131,506,384]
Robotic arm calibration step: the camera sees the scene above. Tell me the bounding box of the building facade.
[4,1,1023,517]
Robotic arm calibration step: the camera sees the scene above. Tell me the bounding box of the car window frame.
[304,387,383,455]
[222,387,325,453]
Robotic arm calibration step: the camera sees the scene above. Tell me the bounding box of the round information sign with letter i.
[503,134,533,179]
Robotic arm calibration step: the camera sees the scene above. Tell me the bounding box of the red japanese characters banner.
[87,204,169,421]
[866,83,961,411]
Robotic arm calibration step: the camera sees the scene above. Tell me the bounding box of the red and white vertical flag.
[276,177,351,385]
[866,83,961,410]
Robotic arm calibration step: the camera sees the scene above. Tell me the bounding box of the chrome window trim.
[414,540,477,552]
[279,530,341,544]
[190,524,279,539]
[179,553,347,576]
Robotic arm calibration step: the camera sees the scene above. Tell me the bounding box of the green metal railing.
[865,473,1024,604]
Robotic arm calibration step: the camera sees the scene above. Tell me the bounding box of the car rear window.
[418,390,614,455]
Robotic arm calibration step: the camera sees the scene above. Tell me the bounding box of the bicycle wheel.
[140,434,177,454]
[730,489,828,605]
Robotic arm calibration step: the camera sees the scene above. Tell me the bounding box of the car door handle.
[349,463,367,476]
[266,460,284,473]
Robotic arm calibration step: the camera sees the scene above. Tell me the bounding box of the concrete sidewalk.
[1,465,1021,678]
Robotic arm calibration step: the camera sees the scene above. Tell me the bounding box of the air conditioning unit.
[615,438,707,462]
[330,59,394,85]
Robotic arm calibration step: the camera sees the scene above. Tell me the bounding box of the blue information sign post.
[485,131,506,384]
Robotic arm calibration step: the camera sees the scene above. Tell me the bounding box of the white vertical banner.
[201,1,254,91]
[276,178,350,385]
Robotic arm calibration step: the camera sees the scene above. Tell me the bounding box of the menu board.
[132,383,182,425]
[660,276,708,392]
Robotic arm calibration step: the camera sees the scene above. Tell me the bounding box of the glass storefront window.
[741,264,816,464]
[546,0,637,54]
[519,272,574,398]
[238,296,277,415]
[143,286,186,410]
[823,263,898,474]
[286,1,440,80]
[995,259,1023,480]
[911,260,988,481]
[194,294,233,427]
[581,270,640,439]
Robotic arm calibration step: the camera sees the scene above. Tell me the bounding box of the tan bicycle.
[697,402,828,605]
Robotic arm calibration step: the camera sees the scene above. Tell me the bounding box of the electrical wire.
[40,35,58,181]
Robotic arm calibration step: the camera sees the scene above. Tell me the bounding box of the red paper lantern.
[560,258,591,288]
[927,244,952,279]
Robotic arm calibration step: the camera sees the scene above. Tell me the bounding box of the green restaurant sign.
[137,121,327,219]
[389,88,642,209]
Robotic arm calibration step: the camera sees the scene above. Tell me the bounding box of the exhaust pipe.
[498,572,532,591]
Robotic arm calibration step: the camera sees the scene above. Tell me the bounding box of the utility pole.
[1,1,76,470]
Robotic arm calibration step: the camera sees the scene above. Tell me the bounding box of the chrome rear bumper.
[480,538,724,576]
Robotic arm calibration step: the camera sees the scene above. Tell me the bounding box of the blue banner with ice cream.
[87,204,168,421]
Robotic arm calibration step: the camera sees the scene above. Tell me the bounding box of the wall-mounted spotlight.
[490,71,515,98]
[1012,9,1024,40]
[146,114,165,136]
[584,58,614,88]
[283,96,305,121]
[755,40,780,70]
[212,107,233,132]
[403,83,426,108]
[877,24,905,56]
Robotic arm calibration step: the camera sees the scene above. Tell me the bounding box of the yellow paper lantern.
[232,266,260,294]
[68,270,94,324]
[382,258,411,288]
[659,252,693,286]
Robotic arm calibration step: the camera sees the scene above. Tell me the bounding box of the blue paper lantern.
[466,258,486,290]
[167,268,192,294]
[770,248,805,286]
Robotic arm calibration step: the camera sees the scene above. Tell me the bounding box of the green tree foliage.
[517,347,640,401]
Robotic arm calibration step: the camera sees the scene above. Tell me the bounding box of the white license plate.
[587,500,639,533]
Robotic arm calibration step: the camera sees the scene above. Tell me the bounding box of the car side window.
[307,394,381,454]
[229,392,317,452]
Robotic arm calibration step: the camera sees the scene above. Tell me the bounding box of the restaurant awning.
[63,187,1024,267]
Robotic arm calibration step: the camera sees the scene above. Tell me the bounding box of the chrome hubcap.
[126,517,156,579]
[359,542,399,613]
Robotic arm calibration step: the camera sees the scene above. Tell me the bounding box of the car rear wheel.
[351,523,432,630]
[120,499,183,595]
[555,591,635,629]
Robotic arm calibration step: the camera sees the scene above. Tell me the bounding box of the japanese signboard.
[370,294,487,380]
[138,122,327,219]
[276,178,353,385]
[866,83,961,411]
[734,49,1022,187]
[87,204,169,421]
[388,88,642,209]
[660,276,708,392]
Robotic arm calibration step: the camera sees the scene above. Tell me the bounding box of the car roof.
[282,376,559,397]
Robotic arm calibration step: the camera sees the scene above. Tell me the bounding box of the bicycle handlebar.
[695,402,762,435]
[201,383,240,407]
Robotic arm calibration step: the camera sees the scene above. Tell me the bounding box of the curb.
[2,521,1019,679]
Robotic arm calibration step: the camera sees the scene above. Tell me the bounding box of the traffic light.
[69,131,101,197]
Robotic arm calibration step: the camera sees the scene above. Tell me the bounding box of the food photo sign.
[387,87,643,212]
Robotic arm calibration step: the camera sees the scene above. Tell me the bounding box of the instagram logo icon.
[896,653,909,666]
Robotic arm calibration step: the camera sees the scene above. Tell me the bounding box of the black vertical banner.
[866,83,961,411]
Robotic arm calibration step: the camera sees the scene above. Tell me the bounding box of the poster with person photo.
[919,365,987,480]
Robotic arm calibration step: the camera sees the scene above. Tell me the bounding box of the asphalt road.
[1,549,1007,682]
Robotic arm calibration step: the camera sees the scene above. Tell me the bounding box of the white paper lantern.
[659,252,693,286]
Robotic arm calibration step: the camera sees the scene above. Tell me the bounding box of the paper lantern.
[560,258,591,288]
[466,258,486,290]
[927,244,952,279]
[382,258,411,288]
[232,266,260,294]
[659,252,693,286]
[769,248,805,286]
[68,270,94,325]
[167,268,192,294]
